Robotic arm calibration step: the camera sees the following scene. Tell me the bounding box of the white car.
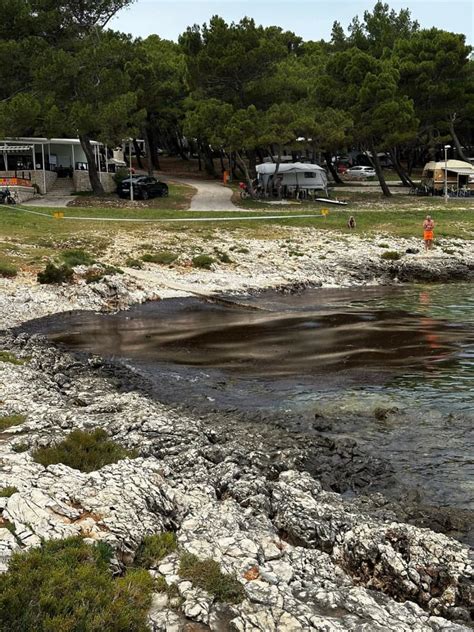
[345,166,376,179]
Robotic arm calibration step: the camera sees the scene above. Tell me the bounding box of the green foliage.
[141,251,178,265]
[32,429,137,473]
[0,413,26,431]
[125,258,143,269]
[0,352,25,366]
[178,552,245,604]
[0,537,154,632]
[381,250,401,260]
[192,254,215,269]
[12,443,29,453]
[0,260,17,278]
[84,265,123,284]
[0,486,18,497]
[135,532,177,568]
[37,262,73,285]
[236,247,250,254]
[61,249,95,267]
[213,248,232,263]
[113,168,131,186]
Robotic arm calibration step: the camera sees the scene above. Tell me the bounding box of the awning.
[448,168,474,175]
[256,162,325,175]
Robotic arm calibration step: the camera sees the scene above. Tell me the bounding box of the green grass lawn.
[0,189,472,273]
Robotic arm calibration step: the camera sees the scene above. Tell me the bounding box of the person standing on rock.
[423,215,435,252]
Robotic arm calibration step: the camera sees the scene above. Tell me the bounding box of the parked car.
[345,166,376,179]
[118,176,168,200]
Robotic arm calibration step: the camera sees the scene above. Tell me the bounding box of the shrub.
[378,243,389,248]
[0,413,26,431]
[125,258,143,269]
[37,263,73,284]
[192,254,215,270]
[32,429,137,473]
[381,251,401,261]
[12,443,29,453]
[113,167,130,187]
[0,537,154,632]
[0,351,25,366]
[217,251,232,263]
[141,251,178,265]
[135,532,177,568]
[0,261,17,278]
[85,265,123,284]
[236,247,250,254]
[178,552,245,604]
[61,249,95,267]
[0,486,18,497]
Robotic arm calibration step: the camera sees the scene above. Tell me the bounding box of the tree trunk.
[176,131,189,161]
[133,139,143,169]
[219,150,226,175]
[79,134,104,194]
[370,141,391,197]
[202,144,216,176]
[324,151,343,184]
[427,127,436,161]
[143,128,154,176]
[389,148,415,187]
[449,115,469,161]
[235,150,256,198]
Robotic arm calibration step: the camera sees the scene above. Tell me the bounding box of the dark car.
[118,176,169,200]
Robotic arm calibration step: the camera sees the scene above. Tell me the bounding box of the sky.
[110,0,473,45]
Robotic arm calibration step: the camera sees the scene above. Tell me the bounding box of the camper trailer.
[256,162,327,198]
[421,159,474,194]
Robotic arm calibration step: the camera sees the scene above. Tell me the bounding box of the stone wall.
[0,170,57,194]
[10,186,36,202]
[73,170,116,193]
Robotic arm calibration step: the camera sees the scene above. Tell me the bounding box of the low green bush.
[141,251,178,265]
[135,532,177,568]
[178,552,245,604]
[32,429,137,473]
[61,249,95,267]
[192,254,215,270]
[125,258,143,269]
[217,251,232,263]
[85,265,123,284]
[0,351,25,366]
[0,261,18,278]
[0,537,154,632]
[0,413,26,431]
[381,251,401,261]
[236,247,250,254]
[0,486,18,497]
[12,443,29,453]
[378,243,389,248]
[37,263,73,284]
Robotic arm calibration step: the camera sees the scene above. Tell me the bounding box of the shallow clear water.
[26,283,474,511]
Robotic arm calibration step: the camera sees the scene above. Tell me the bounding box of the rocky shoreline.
[1,232,473,631]
[0,332,473,630]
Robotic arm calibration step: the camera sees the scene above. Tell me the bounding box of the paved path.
[159,174,237,211]
[23,195,75,208]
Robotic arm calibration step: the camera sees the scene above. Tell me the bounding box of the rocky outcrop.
[0,334,472,630]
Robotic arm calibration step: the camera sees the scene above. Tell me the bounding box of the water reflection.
[24,283,474,510]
